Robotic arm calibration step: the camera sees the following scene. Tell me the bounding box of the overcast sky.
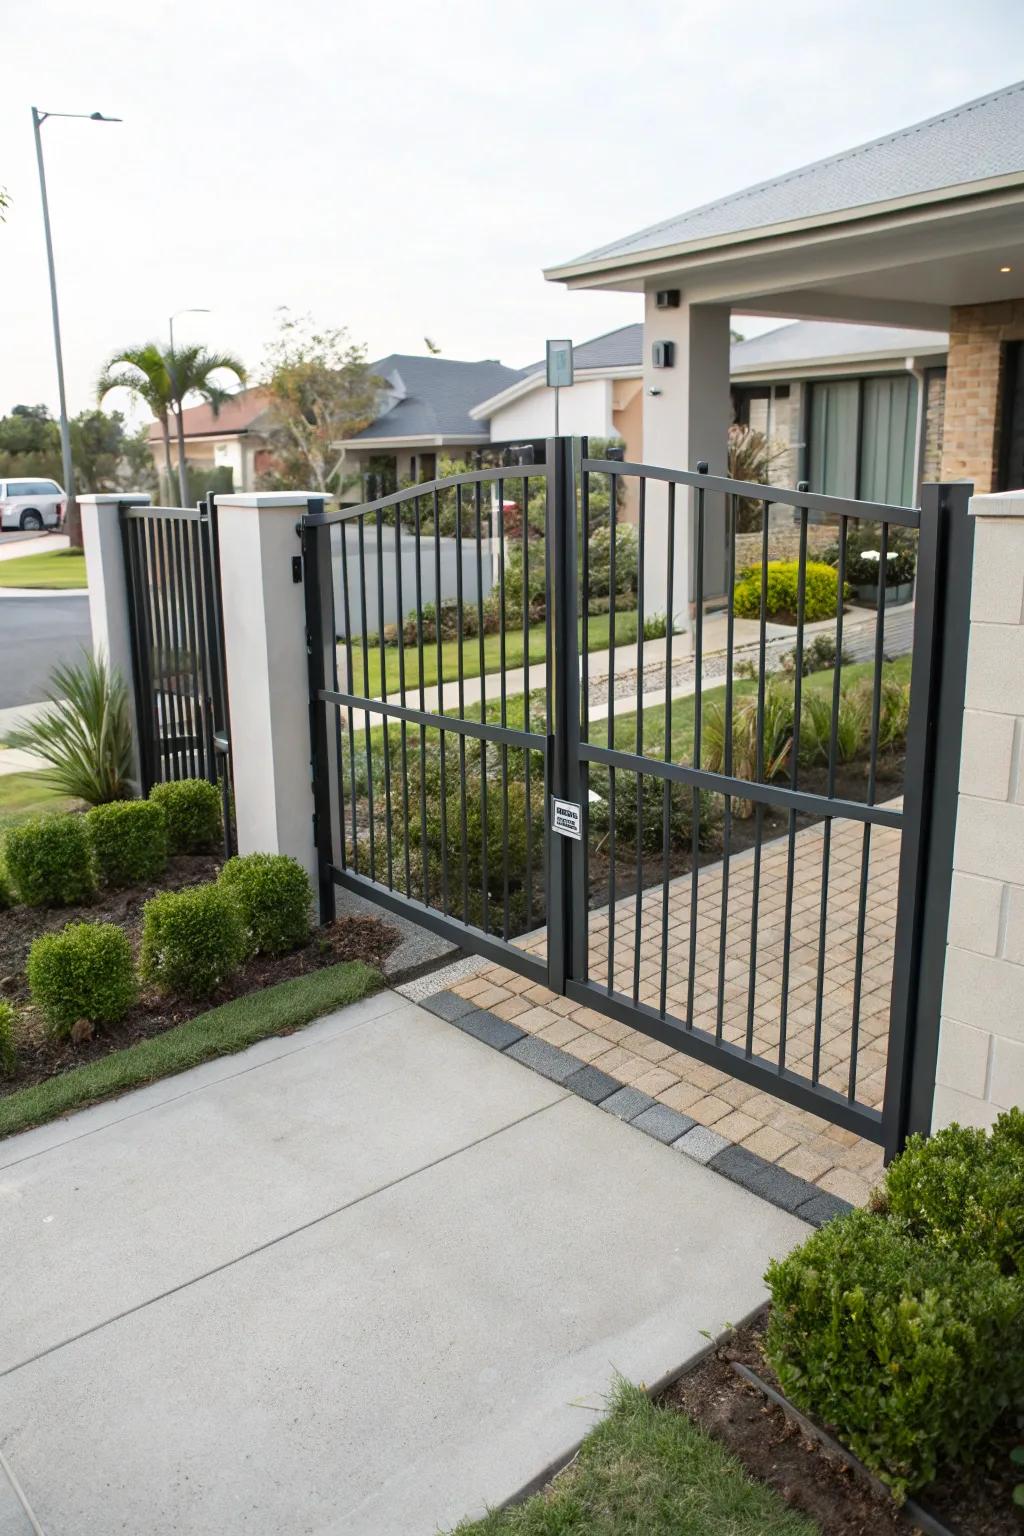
[2,0,1022,423]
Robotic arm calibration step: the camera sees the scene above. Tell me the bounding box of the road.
[0,594,91,708]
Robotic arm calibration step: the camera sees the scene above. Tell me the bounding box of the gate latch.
[292,555,303,584]
[550,798,582,841]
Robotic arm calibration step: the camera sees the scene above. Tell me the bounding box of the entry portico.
[545,79,1024,624]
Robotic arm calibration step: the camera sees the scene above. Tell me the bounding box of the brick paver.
[448,812,899,1204]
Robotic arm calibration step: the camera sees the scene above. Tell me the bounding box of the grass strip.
[0,771,78,830]
[448,1379,816,1535]
[0,549,87,589]
[0,960,383,1140]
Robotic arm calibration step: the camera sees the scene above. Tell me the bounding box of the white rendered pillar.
[79,492,150,787]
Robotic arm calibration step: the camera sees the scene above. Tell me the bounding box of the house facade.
[146,388,274,497]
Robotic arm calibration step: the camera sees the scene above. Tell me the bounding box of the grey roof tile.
[352,355,524,442]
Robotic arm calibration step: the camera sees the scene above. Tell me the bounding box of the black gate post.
[883,480,974,1160]
[301,501,341,924]
[547,436,585,994]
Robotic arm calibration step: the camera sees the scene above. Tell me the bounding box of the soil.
[587,753,905,908]
[0,854,399,1098]
[664,1313,1021,1536]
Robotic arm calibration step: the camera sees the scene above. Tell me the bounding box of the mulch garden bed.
[1,854,399,1097]
[664,1312,1019,1536]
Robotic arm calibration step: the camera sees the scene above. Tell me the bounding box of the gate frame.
[303,442,974,1156]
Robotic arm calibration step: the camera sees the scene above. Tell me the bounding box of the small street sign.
[545,339,573,389]
[551,797,582,840]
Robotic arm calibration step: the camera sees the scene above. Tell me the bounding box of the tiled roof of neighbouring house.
[350,355,525,441]
[146,387,271,442]
[730,320,948,369]
[551,79,1024,270]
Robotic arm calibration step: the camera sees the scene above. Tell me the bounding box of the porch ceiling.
[550,185,1024,330]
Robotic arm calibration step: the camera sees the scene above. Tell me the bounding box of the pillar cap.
[215,491,321,509]
[78,493,150,506]
[969,490,1024,518]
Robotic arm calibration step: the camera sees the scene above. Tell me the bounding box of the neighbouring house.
[146,388,273,496]
[334,354,525,498]
[544,77,1024,612]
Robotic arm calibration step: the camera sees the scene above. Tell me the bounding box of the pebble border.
[421,989,853,1228]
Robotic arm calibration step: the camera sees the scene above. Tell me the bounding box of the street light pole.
[31,107,121,547]
[169,308,210,506]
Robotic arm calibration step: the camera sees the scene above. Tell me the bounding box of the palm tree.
[97,343,246,505]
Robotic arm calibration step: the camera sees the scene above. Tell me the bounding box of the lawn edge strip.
[420,990,852,1228]
[0,960,383,1141]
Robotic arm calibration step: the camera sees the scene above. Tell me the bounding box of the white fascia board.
[543,173,1024,286]
[331,433,491,450]
[470,365,640,421]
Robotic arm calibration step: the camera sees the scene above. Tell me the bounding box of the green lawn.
[0,771,79,830]
[343,609,644,697]
[0,548,86,589]
[448,1380,816,1535]
[0,961,382,1140]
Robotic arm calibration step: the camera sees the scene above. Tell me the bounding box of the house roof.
[347,355,524,444]
[521,323,644,375]
[730,320,948,372]
[146,388,271,443]
[549,79,1024,275]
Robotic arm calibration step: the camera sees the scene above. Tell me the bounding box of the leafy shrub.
[1,652,134,803]
[702,681,795,816]
[27,921,137,1037]
[219,853,312,957]
[140,883,245,1000]
[733,560,841,623]
[822,525,918,589]
[797,689,870,768]
[149,779,222,854]
[780,633,850,677]
[878,1112,1024,1277]
[876,679,911,753]
[0,863,12,910]
[764,1207,1024,1501]
[4,814,96,907]
[85,799,168,887]
[585,522,639,600]
[0,1001,18,1077]
[588,770,721,857]
[727,424,791,530]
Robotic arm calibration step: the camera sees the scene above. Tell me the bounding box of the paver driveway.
[0,989,806,1535]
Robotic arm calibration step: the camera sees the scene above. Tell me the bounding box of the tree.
[97,342,246,505]
[258,310,385,495]
[0,404,154,495]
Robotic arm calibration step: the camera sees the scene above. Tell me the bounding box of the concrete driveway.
[0,989,807,1535]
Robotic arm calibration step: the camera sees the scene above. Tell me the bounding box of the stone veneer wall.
[934,490,1024,1129]
[735,519,835,569]
[942,300,1024,494]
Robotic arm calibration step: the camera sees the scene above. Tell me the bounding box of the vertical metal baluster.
[659,482,676,1016]
[123,517,154,790]
[686,482,705,1029]
[394,506,411,895]
[499,476,510,940]
[339,524,359,872]
[413,494,429,906]
[169,519,190,780]
[846,520,888,1098]
[151,516,177,781]
[716,493,737,1044]
[522,476,533,926]
[455,483,470,924]
[375,510,394,888]
[179,519,205,780]
[632,476,647,1005]
[778,503,809,1072]
[475,479,490,933]
[357,516,376,882]
[175,517,199,778]
[433,487,449,915]
[581,445,591,982]
[606,469,617,993]
[812,516,847,1074]
[744,497,771,1056]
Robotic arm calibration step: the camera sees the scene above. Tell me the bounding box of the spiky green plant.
[3,652,134,804]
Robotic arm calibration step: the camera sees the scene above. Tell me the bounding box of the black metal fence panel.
[302,442,972,1155]
[120,498,233,842]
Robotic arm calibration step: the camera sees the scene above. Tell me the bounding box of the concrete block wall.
[934,489,1024,1129]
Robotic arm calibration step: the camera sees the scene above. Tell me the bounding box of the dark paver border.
[421,990,854,1229]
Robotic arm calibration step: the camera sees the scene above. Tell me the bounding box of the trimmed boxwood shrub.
[149,779,222,855]
[4,814,96,907]
[140,882,245,1000]
[877,1110,1024,1276]
[219,853,312,957]
[733,560,841,623]
[85,799,168,887]
[764,1208,1024,1501]
[0,863,12,910]
[0,1001,18,1077]
[27,921,137,1037]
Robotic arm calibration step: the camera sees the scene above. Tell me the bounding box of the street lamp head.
[90,112,122,122]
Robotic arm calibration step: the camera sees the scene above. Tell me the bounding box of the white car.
[0,478,65,531]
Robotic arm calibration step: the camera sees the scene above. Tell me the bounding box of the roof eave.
[333,432,492,450]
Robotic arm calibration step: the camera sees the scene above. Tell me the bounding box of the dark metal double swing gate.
[302,439,972,1157]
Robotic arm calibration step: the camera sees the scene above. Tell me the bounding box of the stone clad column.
[934,489,1024,1128]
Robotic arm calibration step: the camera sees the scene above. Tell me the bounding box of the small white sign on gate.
[551,797,582,841]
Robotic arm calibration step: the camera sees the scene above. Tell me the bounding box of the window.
[4,480,60,497]
[807,374,918,505]
[999,342,1024,492]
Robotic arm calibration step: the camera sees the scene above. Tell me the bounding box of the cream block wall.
[934,490,1024,1130]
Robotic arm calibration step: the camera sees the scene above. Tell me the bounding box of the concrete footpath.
[0,989,807,1535]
